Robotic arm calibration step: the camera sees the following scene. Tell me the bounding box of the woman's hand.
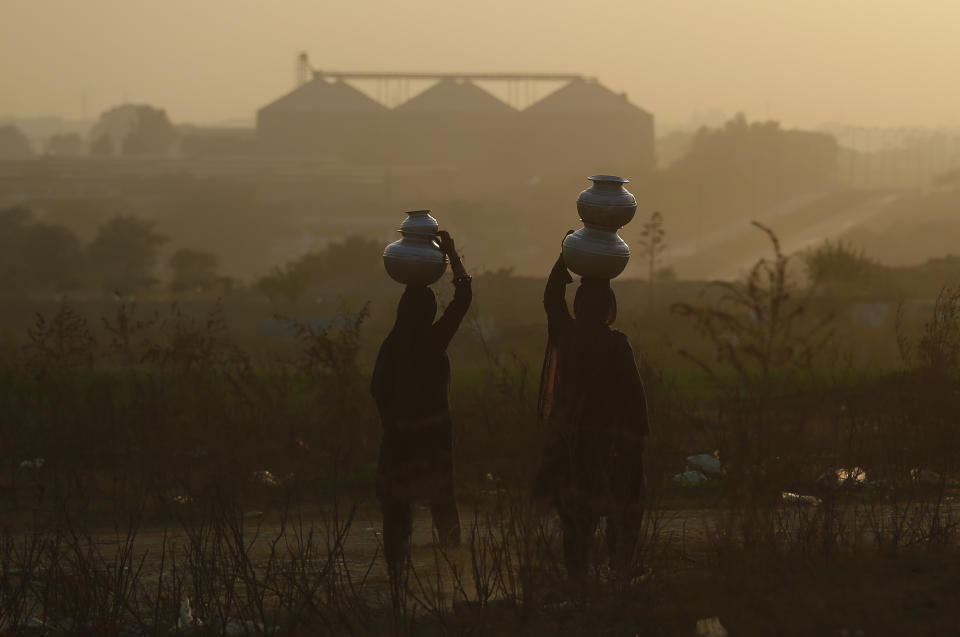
[557,230,575,268]
[437,230,468,278]
[437,230,456,255]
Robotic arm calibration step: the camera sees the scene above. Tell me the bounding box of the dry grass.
[2,236,960,634]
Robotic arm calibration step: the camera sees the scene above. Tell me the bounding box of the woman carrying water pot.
[536,180,650,579]
[372,227,471,579]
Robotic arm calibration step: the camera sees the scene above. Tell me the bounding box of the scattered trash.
[176,599,276,635]
[696,616,728,637]
[817,466,867,488]
[253,469,281,487]
[909,467,956,486]
[781,491,822,506]
[243,510,264,520]
[18,457,45,469]
[687,452,725,478]
[178,598,203,630]
[837,467,867,484]
[672,470,708,485]
[171,494,193,505]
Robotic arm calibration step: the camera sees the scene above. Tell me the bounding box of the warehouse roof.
[524,78,650,115]
[259,78,387,114]
[394,78,515,113]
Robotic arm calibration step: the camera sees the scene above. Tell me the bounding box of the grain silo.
[388,78,517,169]
[518,78,654,179]
[256,76,388,160]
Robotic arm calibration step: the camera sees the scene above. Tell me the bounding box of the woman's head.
[395,285,437,329]
[574,278,617,326]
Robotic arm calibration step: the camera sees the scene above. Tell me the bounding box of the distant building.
[518,78,654,180]
[255,72,655,179]
[257,77,388,162]
[389,78,517,170]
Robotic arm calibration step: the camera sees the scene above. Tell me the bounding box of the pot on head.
[562,175,637,279]
[383,210,448,286]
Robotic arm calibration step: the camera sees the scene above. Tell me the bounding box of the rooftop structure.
[256,60,655,176]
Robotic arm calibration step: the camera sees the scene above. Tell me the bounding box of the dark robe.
[535,257,649,509]
[371,278,472,502]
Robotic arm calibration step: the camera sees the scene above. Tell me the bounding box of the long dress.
[535,257,648,574]
[370,277,472,564]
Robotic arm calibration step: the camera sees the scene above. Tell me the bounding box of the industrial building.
[256,66,654,179]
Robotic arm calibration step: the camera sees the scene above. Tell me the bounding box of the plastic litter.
[909,467,956,486]
[686,452,725,477]
[817,466,867,488]
[177,598,276,634]
[672,470,708,485]
[18,458,45,469]
[781,491,822,506]
[253,469,281,487]
[178,598,203,630]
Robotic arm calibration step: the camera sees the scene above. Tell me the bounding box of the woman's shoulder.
[607,328,629,342]
[606,328,635,352]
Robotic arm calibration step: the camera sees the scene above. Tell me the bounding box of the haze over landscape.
[6,3,960,635]
[4,0,960,129]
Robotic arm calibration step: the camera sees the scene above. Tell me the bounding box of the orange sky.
[3,0,960,129]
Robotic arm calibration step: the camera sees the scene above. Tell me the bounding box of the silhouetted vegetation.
[0,207,84,295]
[0,124,33,158]
[89,104,179,157]
[0,228,958,634]
[86,215,168,294]
[43,132,84,156]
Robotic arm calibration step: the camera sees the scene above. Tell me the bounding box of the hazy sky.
[3,0,960,129]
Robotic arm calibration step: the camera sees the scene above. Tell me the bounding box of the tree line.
[0,208,223,297]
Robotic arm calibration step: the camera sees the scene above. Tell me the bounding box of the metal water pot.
[383,210,448,286]
[561,175,636,279]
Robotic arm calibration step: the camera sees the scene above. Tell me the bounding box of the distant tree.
[90,104,178,156]
[257,263,311,306]
[23,223,84,292]
[169,248,219,293]
[0,207,84,295]
[44,133,84,156]
[0,207,33,292]
[803,239,879,288]
[90,134,113,156]
[655,266,677,283]
[0,125,34,158]
[660,114,838,234]
[256,235,384,305]
[86,215,167,294]
[90,105,140,146]
[121,107,178,156]
[638,210,667,304]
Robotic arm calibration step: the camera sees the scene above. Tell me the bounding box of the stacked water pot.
[561,175,637,279]
[382,210,448,286]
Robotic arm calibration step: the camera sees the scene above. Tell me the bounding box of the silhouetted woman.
[371,231,471,577]
[535,232,649,578]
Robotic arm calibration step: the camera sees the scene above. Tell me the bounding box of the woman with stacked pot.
[535,175,650,580]
[373,210,471,582]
